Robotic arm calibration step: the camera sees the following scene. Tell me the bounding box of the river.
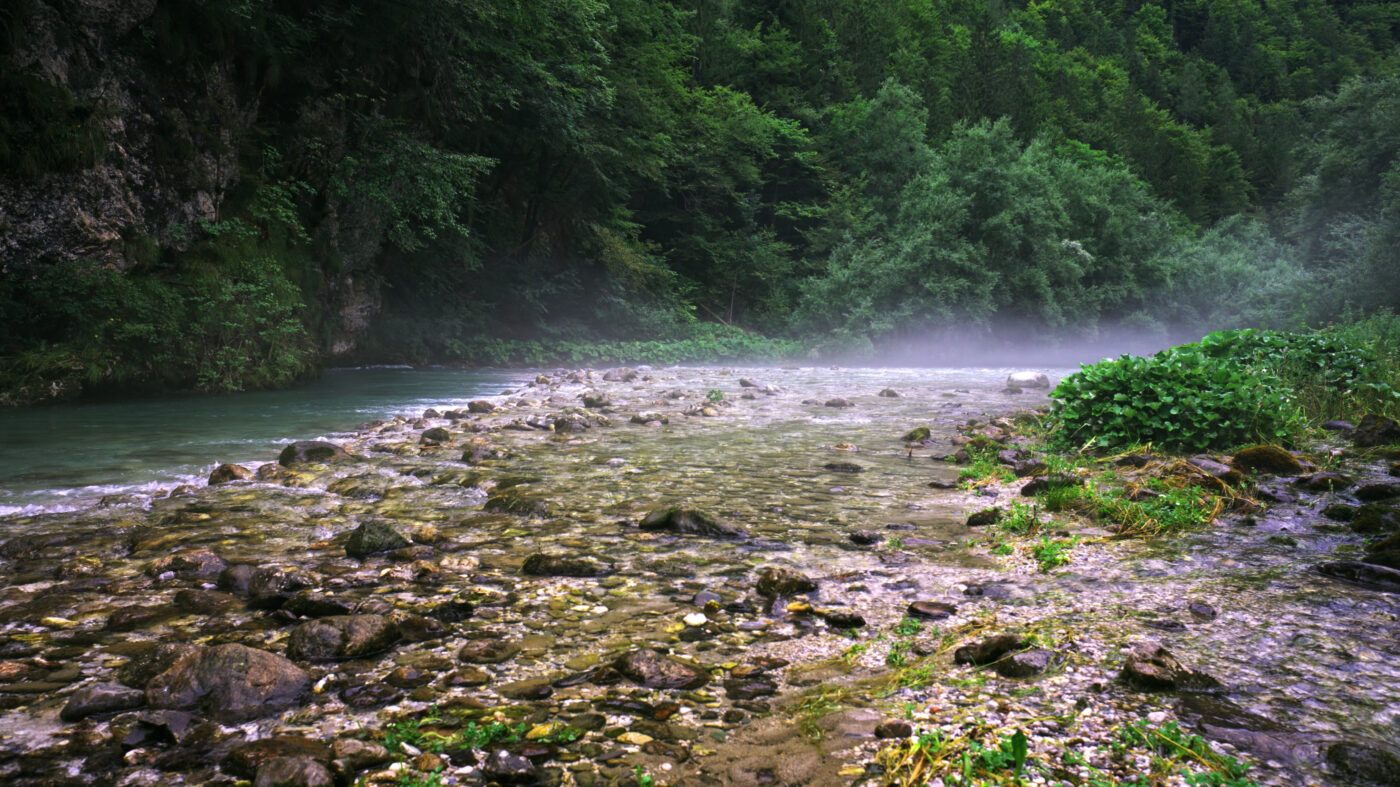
[0,364,1394,787]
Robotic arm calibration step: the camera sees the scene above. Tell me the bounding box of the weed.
[887,536,905,550]
[706,388,724,402]
[1031,535,1077,571]
[893,616,923,637]
[959,448,1017,486]
[634,764,656,787]
[999,500,1042,535]
[886,640,913,667]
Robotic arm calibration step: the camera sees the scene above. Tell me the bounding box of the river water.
[0,367,531,516]
[0,364,1394,787]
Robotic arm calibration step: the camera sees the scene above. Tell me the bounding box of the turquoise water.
[0,367,530,514]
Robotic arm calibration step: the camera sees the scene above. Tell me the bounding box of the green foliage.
[706,389,725,403]
[893,616,923,638]
[1051,335,1303,451]
[1113,720,1259,787]
[998,501,1043,535]
[1031,536,1077,572]
[958,449,1017,487]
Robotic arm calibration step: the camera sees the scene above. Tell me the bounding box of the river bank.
[0,365,1395,787]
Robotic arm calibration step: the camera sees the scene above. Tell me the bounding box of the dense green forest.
[1,0,1398,400]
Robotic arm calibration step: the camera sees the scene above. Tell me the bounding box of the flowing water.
[0,365,1395,787]
[0,367,530,516]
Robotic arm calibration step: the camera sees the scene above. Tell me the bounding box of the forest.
[1,0,1399,400]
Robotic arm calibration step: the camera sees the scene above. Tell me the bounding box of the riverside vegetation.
[1,342,1399,786]
[3,0,1400,402]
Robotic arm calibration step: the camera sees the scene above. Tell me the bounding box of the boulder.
[602,367,638,382]
[824,398,854,408]
[1118,641,1220,691]
[145,644,311,723]
[286,615,401,662]
[520,553,607,577]
[226,737,333,779]
[756,566,817,597]
[1353,414,1400,447]
[1351,505,1400,535]
[1020,473,1082,496]
[277,441,349,467]
[208,463,254,485]
[822,462,864,473]
[612,649,709,689]
[1230,445,1305,476]
[483,488,551,517]
[630,412,669,425]
[1185,456,1245,486]
[879,388,900,398]
[640,506,748,539]
[1296,472,1351,492]
[1006,372,1051,389]
[345,520,412,558]
[582,391,611,408]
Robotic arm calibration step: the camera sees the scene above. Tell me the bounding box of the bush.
[1051,338,1303,451]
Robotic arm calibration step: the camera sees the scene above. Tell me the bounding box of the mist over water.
[821,326,1191,368]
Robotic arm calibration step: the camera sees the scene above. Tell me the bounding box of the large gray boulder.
[145,644,311,722]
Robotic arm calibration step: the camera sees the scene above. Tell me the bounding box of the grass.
[1030,535,1077,571]
[958,447,1017,486]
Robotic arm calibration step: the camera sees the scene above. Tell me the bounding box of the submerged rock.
[994,648,1058,678]
[145,643,311,723]
[903,426,933,444]
[61,683,146,721]
[345,520,412,558]
[1318,561,1400,593]
[147,548,226,580]
[278,441,349,466]
[640,506,748,538]
[603,367,638,382]
[822,462,864,473]
[286,615,401,662]
[1119,641,1221,691]
[879,388,900,398]
[756,566,817,596]
[254,756,334,787]
[612,649,709,689]
[520,552,607,577]
[824,398,854,408]
[458,638,520,664]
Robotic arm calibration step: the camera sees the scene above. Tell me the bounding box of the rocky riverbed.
[0,366,1397,787]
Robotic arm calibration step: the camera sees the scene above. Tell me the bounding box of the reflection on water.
[0,367,529,513]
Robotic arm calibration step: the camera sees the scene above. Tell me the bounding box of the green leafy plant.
[1030,535,1077,571]
[958,448,1017,486]
[1051,336,1304,451]
[893,616,923,637]
[706,388,725,402]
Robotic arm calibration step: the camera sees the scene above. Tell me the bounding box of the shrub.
[1050,338,1303,451]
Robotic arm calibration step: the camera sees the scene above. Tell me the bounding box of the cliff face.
[0,1,388,403]
[0,0,246,273]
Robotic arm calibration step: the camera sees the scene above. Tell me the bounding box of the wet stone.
[1297,472,1351,492]
[612,649,709,690]
[446,667,491,686]
[966,508,1002,527]
[1230,445,1306,475]
[1355,483,1400,502]
[116,643,198,689]
[173,588,240,616]
[106,604,177,632]
[147,547,226,579]
[226,737,333,779]
[386,666,433,689]
[254,756,334,787]
[341,682,401,708]
[1322,504,1359,522]
[481,749,538,785]
[756,566,817,597]
[994,649,1058,678]
[499,678,554,700]
[1325,741,1400,787]
[639,506,748,539]
[875,720,913,739]
[208,463,254,485]
[345,520,412,558]
[420,427,451,444]
[145,643,311,723]
[521,553,607,577]
[907,601,957,620]
[282,591,356,619]
[1353,414,1400,447]
[820,609,866,629]
[286,615,401,662]
[1318,561,1400,593]
[458,638,520,664]
[849,531,882,546]
[723,677,778,699]
[1119,641,1221,692]
[824,398,854,408]
[278,441,349,466]
[60,683,146,721]
[1187,600,1218,621]
[248,566,315,609]
[822,462,864,473]
[953,634,1028,667]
